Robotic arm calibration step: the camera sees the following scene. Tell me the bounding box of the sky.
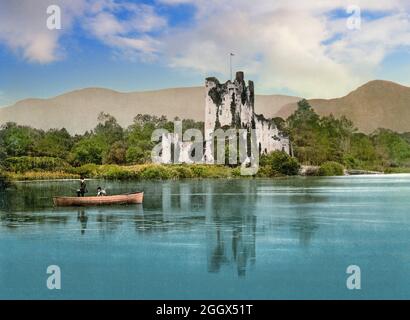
[1,0,410,106]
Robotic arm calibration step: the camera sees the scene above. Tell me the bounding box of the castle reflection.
[129,181,258,277]
[0,179,323,277]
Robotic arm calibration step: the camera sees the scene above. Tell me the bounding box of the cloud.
[0,0,165,63]
[0,0,85,63]
[84,1,166,60]
[159,0,410,98]
[2,0,410,97]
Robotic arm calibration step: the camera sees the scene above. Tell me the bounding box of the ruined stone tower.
[155,71,290,165]
[204,71,290,164]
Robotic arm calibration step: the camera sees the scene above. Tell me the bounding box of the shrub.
[70,163,100,177]
[126,146,146,164]
[169,166,194,179]
[260,151,300,176]
[232,167,242,177]
[140,165,171,180]
[343,155,361,169]
[190,165,208,178]
[318,161,345,176]
[194,165,231,178]
[103,141,127,165]
[98,165,139,180]
[256,165,277,178]
[69,137,106,166]
[5,156,70,173]
[6,171,78,181]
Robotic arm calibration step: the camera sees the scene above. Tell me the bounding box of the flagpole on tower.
[230,53,235,81]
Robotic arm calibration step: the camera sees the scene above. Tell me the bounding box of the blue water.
[1,175,410,299]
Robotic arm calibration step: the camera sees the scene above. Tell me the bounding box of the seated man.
[97,187,107,197]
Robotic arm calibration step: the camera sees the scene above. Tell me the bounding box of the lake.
[1,175,410,299]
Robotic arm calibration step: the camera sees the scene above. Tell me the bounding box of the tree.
[371,129,410,166]
[104,141,127,164]
[94,112,124,145]
[0,122,41,157]
[287,100,357,165]
[126,146,148,164]
[260,151,300,175]
[287,100,322,164]
[35,128,73,158]
[69,136,105,166]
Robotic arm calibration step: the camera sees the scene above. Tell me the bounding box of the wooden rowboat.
[53,192,143,207]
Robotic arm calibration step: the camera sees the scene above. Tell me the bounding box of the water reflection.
[77,210,88,235]
[288,193,320,247]
[0,179,326,277]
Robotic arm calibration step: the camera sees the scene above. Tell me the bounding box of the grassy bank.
[4,160,410,182]
[3,163,289,181]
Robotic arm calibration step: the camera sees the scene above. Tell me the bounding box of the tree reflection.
[205,181,257,277]
[0,179,325,278]
[133,181,258,277]
[77,210,88,235]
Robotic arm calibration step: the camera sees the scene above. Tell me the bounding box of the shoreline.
[6,170,410,184]
[3,162,410,184]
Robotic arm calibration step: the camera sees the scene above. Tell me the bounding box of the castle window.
[219,109,222,116]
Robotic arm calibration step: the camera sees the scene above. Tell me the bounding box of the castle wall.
[157,71,290,165]
[205,72,290,163]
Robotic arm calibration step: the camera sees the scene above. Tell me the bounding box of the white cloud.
[0,0,165,63]
[159,0,410,98]
[84,1,166,60]
[2,0,410,97]
[0,0,85,63]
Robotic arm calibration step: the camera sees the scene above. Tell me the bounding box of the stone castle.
[156,71,290,164]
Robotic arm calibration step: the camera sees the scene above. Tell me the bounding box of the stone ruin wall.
[204,71,290,163]
[157,71,290,164]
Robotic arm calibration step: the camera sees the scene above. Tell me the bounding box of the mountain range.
[0,80,409,134]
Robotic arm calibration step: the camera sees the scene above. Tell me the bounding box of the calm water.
[1,175,410,299]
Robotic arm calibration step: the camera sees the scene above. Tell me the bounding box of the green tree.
[260,151,300,175]
[104,141,127,164]
[0,122,41,157]
[125,114,173,164]
[287,100,356,165]
[69,136,106,166]
[94,112,124,145]
[35,128,73,158]
[372,129,410,167]
[126,146,150,164]
[318,161,345,176]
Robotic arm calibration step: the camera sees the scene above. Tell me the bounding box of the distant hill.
[0,87,300,134]
[276,80,410,133]
[3,80,409,134]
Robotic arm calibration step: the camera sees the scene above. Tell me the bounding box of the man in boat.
[97,187,107,196]
[76,177,88,197]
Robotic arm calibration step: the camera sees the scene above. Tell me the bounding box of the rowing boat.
[53,192,143,207]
